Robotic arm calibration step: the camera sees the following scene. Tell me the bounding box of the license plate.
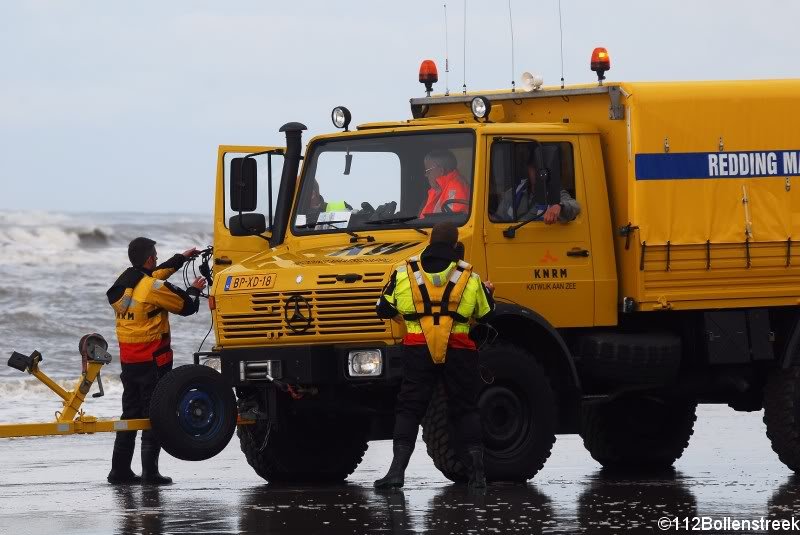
[224,273,276,291]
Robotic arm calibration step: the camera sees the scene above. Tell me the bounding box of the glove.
[359,202,375,217]
[373,201,397,219]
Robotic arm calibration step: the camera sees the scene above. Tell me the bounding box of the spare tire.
[149,364,237,461]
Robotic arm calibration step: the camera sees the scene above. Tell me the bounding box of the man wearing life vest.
[418,149,470,217]
[374,222,495,490]
[105,237,206,485]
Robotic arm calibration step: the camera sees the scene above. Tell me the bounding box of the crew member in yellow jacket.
[374,222,495,490]
[106,237,206,485]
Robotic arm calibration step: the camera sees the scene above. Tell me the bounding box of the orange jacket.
[419,170,470,217]
[106,255,200,366]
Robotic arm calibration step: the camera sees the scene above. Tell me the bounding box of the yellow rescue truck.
[147,50,800,482]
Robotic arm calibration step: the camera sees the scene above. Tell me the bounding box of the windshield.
[292,131,475,235]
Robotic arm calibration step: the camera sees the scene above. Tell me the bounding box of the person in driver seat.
[419,149,470,217]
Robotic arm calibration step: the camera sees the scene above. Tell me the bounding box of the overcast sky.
[1,1,798,214]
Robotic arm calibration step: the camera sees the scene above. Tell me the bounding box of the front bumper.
[211,344,405,387]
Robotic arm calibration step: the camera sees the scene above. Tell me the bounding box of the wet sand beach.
[1,405,797,534]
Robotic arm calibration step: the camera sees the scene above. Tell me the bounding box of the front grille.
[317,272,385,285]
[219,286,388,341]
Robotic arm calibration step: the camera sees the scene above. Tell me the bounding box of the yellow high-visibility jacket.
[377,253,493,362]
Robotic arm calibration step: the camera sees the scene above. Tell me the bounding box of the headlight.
[331,106,352,131]
[201,357,222,373]
[471,96,491,120]
[348,350,383,377]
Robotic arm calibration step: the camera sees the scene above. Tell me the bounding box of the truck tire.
[149,364,237,461]
[238,414,369,483]
[580,395,696,470]
[575,331,681,386]
[421,344,558,482]
[763,366,800,471]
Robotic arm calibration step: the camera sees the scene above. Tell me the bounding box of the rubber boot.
[466,447,487,490]
[141,443,172,485]
[374,442,414,489]
[107,433,141,485]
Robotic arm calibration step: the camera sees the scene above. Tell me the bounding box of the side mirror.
[230,157,258,212]
[229,213,267,237]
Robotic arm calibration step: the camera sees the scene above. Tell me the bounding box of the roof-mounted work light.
[590,47,611,86]
[419,59,439,97]
[470,96,492,121]
[331,106,352,131]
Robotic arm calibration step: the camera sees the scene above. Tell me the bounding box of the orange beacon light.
[590,47,611,85]
[419,59,439,96]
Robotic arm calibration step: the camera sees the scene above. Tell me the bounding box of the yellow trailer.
[0,335,151,439]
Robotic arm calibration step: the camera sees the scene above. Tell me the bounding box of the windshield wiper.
[295,220,349,229]
[364,216,420,225]
[295,220,374,243]
[364,216,427,236]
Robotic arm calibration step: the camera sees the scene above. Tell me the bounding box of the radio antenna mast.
[559,0,565,89]
[462,0,467,94]
[508,0,516,92]
[444,3,450,96]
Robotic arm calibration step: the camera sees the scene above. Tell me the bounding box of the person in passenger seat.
[496,150,580,224]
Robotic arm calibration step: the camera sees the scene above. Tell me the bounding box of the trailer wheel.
[149,364,237,461]
[764,366,800,471]
[238,414,369,483]
[580,395,696,470]
[422,344,558,482]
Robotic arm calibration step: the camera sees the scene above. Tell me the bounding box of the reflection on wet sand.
[238,484,416,534]
[237,482,556,534]
[577,468,697,533]
[113,485,237,535]
[423,483,557,534]
[769,474,800,518]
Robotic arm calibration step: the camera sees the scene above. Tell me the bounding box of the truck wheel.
[580,395,696,470]
[763,366,800,471]
[149,364,237,461]
[238,414,369,483]
[422,344,558,482]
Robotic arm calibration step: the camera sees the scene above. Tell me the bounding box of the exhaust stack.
[269,122,307,247]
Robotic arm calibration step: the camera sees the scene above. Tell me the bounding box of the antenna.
[558,0,565,89]
[508,0,515,92]
[444,3,450,96]
[462,0,467,94]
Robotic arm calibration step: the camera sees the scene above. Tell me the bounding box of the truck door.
[483,135,595,327]
[214,145,285,268]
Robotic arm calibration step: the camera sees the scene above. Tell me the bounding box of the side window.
[223,152,284,228]
[489,140,575,222]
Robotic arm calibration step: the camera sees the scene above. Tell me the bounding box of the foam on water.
[1,210,214,386]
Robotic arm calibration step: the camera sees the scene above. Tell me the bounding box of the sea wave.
[0,375,124,400]
[0,222,211,267]
[0,225,115,251]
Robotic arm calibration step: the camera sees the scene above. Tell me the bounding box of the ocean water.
[0,211,214,421]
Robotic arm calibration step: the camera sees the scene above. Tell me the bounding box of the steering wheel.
[440,198,470,213]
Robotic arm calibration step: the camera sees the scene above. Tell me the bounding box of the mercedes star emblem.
[284,294,313,334]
